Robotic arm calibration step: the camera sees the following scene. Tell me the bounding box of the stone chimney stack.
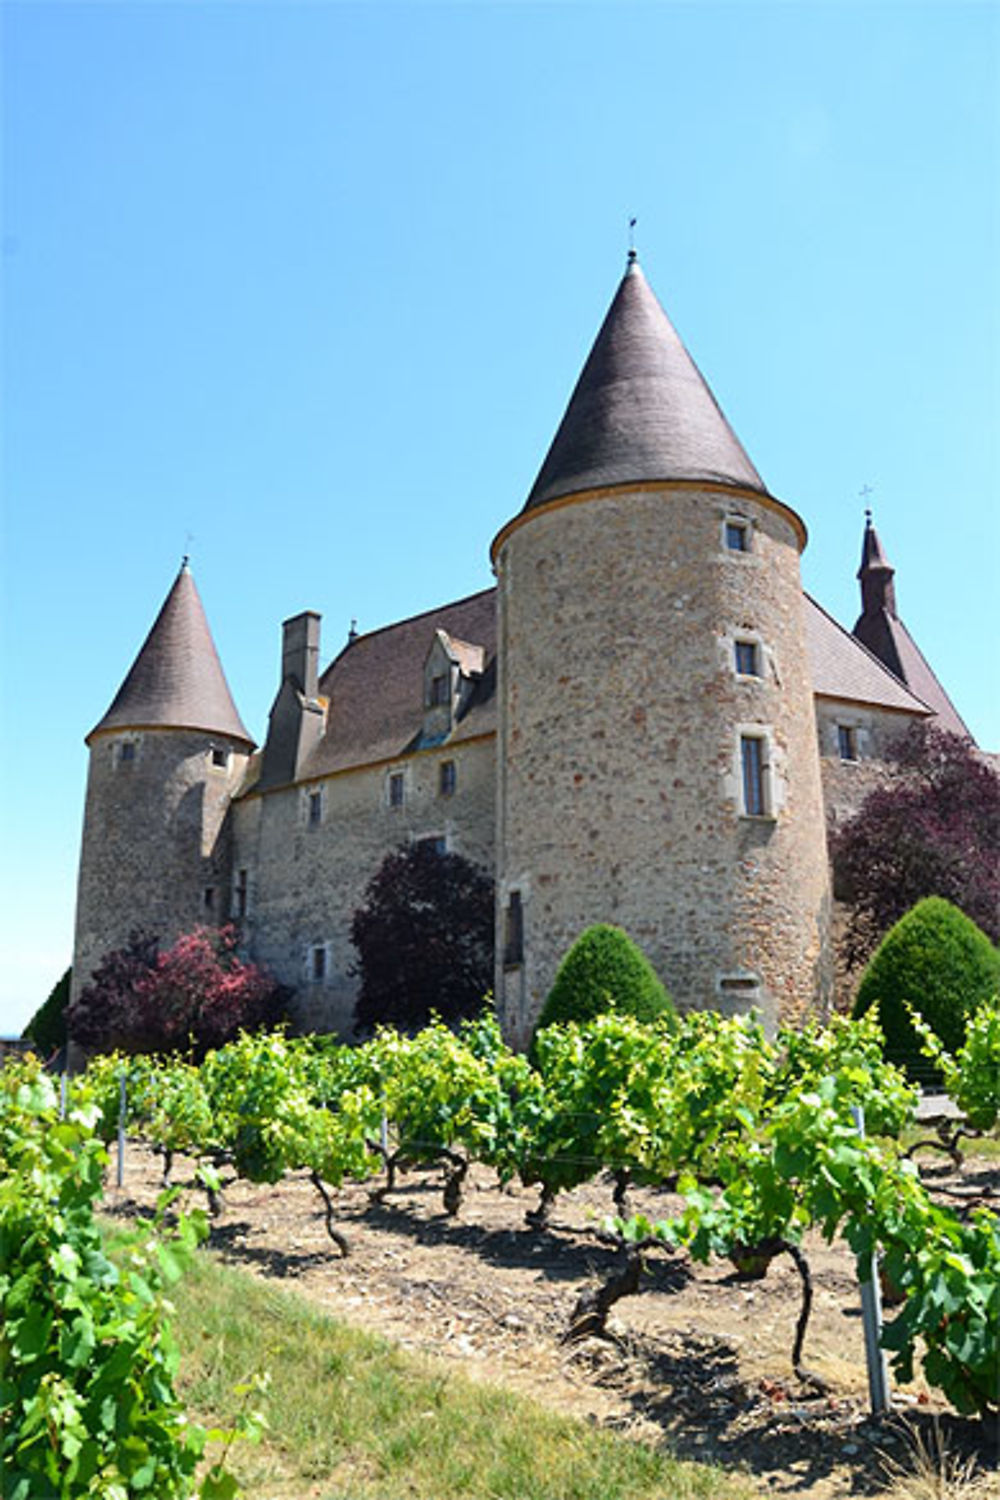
[282,612,321,697]
[259,610,326,789]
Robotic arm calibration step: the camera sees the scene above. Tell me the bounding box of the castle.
[71,255,970,1044]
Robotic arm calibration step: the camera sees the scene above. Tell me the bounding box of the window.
[210,747,229,769]
[734,640,761,677]
[725,518,750,552]
[439,760,456,796]
[740,734,768,817]
[388,772,405,808]
[118,741,136,764]
[308,790,323,826]
[504,892,524,967]
[417,834,447,856]
[311,945,327,982]
[204,886,215,912]
[429,673,449,707]
[837,725,858,762]
[234,868,248,918]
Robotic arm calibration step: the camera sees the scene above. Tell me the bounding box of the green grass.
[104,1223,754,1500]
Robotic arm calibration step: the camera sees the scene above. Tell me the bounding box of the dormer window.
[429,673,449,707]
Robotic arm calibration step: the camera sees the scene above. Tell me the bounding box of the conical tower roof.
[88,562,254,746]
[523,255,770,512]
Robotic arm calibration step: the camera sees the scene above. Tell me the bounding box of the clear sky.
[2,1,997,1035]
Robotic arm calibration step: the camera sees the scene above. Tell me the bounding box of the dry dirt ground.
[106,1143,999,1500]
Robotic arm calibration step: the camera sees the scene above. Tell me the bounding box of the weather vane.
[859,485,874,522]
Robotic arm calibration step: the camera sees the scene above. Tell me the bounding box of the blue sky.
[2,1,997,1034]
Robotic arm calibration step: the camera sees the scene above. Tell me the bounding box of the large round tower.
[493,256,831,1044]
[71,562,255,1008]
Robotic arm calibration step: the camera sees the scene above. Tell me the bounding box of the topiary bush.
[852,897,1000,1079]
[22,965,71,1058]
[534,924,677,1036]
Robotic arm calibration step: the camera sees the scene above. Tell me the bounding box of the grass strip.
[105,1222,754,1500]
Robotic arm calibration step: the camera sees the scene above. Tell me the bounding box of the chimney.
[259,610,325,789]
[282,612,321,698]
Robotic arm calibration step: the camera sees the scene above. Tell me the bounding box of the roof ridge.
[803,590,935,714]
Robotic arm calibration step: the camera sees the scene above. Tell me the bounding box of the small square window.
[734,640,760,677]
[725,519,750,552]
[439,760,456,796]
[210,747,229,769]
[837,725,858,762]
[308,790,322,826]
[430,673,449,707]
[389,772,405,808]
[740,734,768,817]
[119,742,136,764]
[311,945,327,982]
[234,869,248,918]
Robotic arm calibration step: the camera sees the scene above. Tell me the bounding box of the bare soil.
[106,1144,999,1500]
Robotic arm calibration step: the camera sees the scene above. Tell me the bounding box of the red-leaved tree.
[832,723,1000,967]
[67,926,289,1058]
[351,843,494,1034]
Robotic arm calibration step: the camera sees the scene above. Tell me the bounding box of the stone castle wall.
[232,737,495,1035]
[495,484,833,1043]
[71,728,250,1003]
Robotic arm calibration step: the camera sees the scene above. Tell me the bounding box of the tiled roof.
[854,611,971,739]
[88,564,254,746]
[804,594,933,715]
[300,589,496,778]
[523,257,770,512]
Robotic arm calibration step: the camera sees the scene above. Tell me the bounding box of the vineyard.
[3,1001,998,1498]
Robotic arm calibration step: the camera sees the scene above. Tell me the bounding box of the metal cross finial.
[627,216,637,262]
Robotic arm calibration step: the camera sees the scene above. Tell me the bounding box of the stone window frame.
[115,736,140,768]
[836,722,860,763]
[305,786,324,828]
[733,636,763,679]
[722,513,753,554]
[439,759,457,797]
[208,746,230,771]
[737,728,775,820]
[387,769,406,809]
[503,890,524,969]
[308,942,330,983]
[716,971,762,1011]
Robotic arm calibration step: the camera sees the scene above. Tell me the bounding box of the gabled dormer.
[421,629,486,744]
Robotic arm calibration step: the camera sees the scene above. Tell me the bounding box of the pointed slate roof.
[524,255,770,511]
[852,517,971,741]
[88,563,254,746]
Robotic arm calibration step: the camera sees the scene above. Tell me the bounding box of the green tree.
[852,896,1000,1078]
[535,923,676,1035]
[22,966,71,1058]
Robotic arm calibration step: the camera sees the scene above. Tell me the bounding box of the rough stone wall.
[815,699,922,834]
[496,485,832,1044]
[232,738,496,1036]
[71,728,250,1003]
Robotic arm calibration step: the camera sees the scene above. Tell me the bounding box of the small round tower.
[71,562,255,1008]
[493,256,832,1043]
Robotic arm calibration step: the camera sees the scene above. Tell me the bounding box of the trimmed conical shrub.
[535,923,676,1035]
[853,896,1000,1078]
